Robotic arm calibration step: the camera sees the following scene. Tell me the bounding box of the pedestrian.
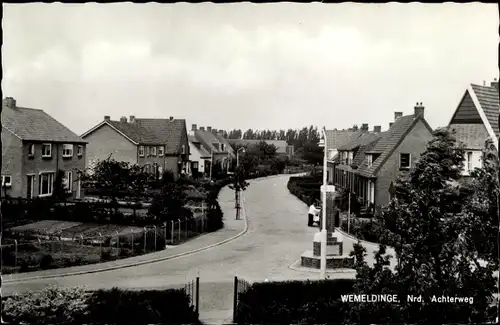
[308,201,320,227]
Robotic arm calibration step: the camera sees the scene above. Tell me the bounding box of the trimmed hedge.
[234,279,355,324]
[1,286,200,325]
[287,175,322,205]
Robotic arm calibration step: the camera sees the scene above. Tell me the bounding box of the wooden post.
[195,277,200,316]
[233,276,238,322]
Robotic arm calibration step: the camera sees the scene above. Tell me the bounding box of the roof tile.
[470,84,499,137]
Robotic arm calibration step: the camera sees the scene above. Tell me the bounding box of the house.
[331,103,433,215]
[226,139,289,157]
[323,126,365,184]
[187,135,211,178]
[189,124,233,173]
[1,97,87,199]
[81,115,189,179]
[448,79,499,176]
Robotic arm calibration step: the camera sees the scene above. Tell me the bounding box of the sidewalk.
[3,185,248,283]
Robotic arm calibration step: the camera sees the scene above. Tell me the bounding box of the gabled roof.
[2,104,86,143]
[325,129,361,151]
[470,84,499,138]
[215,134,235,157]
[194,130,224,153]
[188,135,211,158]
[338,132,380,151]
[359,114,433,178]
[135,118,187,154]
[351,140,381,169]
[81,118,187,154]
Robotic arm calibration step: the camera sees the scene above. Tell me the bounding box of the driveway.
[0,175,390,323]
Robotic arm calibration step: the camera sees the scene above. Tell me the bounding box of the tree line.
[223,125,321,148]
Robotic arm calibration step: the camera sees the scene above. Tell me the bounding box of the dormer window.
[348,151,354,164]
[366,154,373,167]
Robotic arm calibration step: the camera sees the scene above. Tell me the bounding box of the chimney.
[129,115,135,123]
[120,116,127,123]
[352,125,359,132]
[414,102,425,118]
[218,130,224,137]
[389,122,394,128]
[207,126,212,132]
[373,125,381,133]
[3,97,16,108]
[212,128,218,134]
[361,123,369,133]
[200,126,205,131]
[169,116,174,121]
[491,78,499,91]
[394,112,403,121]
[191,124,197,131]
[104,115,110,121]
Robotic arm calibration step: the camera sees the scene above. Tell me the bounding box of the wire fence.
[1,214,208,274]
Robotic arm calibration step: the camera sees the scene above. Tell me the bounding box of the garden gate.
[233,276,252,322]
[184,276,200,316]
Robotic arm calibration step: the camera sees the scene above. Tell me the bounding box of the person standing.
[308,201,320,227]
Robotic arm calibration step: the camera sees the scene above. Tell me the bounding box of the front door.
[26,175,34,199]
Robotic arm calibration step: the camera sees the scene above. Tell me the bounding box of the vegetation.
[2,286,200,325]
[287,174,322,205]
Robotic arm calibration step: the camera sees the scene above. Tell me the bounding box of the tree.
[461,138,499,267]
[228,165,250,220]
[148,171,190,221]
[350,128,497,324]
[78,156,130,213]
[128,164,154,201]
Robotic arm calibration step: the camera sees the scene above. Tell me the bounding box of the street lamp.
[236,147,245,168]
[320,127,328,279]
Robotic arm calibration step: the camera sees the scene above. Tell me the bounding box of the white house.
[187,135,211,177]
[448,79,499,176]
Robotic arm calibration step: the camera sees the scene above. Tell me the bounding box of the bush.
[2,286,89,324]
[234,279,355,324]
[85,287,200,324]
[39,254,53,270]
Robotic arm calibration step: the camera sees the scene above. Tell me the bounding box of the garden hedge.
[1,286,200,325]
[234,279,356,324]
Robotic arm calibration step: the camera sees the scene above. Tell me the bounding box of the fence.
[233,276,252,322]
[183,277,200,317]
[0,214,208,274]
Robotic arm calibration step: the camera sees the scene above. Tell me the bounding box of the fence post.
[131,229,135,254]
[178,219,181,242]
[171,220,174,245]
[14,240,18,268]
[144,227,147,252]
[153,225,157,251]
[233,276,238,322]
[98,232,102,255]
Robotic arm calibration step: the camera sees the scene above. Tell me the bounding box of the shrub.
[2,286,89,324]
[234,279,355,324]
[39,254,53,270]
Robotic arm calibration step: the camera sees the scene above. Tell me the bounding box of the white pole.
[320,128,328,279]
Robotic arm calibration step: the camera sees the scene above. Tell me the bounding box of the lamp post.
[320,128,328,279]
[235,147,246,220]
[236,147,245,167]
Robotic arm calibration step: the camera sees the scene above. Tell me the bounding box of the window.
[39,172,55,196]
[192,162,199,169]
[62,144,73,158]
[400,153,411,169]
[42,143,52,158]
[64,171,73,193]
[467,152,473,172]
[221,144,225,151]
[77,145,83,157]
[28,144,35,157]
[146,146,151,157]
[2,175,12,187]
[366,154,373,167]
[139,146,145,157]
[348,151,354,164]
[151,146,157,157]
[158,146,164,157]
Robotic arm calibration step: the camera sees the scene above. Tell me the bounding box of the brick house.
[81,115,189,179]
[189,124,234,173]
[1,97,87,199]
[331,103,433,215]
[448,79,499,176]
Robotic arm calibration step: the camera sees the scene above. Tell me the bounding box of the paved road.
[0,175,398,323]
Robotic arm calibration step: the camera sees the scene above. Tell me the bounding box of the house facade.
[448,79,499,176]
[331,103,433,216]
[1,97,87,199]
[187,135,211,178]
[189,124,234,173]
[81,115,189,179]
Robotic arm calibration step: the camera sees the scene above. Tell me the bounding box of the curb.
[336,228,382,248]
[288,259,356,275]
[3,189,249,284]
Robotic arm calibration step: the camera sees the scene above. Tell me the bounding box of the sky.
[2,3,498,136]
